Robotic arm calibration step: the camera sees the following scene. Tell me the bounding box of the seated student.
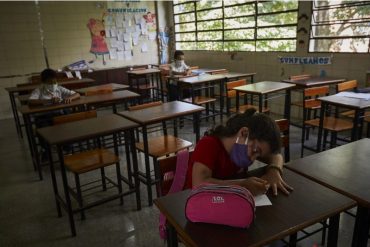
[185,108,293,196]
[168,50,192,101]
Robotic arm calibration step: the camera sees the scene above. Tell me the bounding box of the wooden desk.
[117,101,204,205]
[316,95,370,150]
[126,68,162,101]
[286,139,370,247]
[75,83,129,95]
[234,81,295,121]
[223,72,256,83]
[20,90,140,180]
[282,77,346,88]
[5,78,95,138]
[154,169,355,247]
[37,114,140,236]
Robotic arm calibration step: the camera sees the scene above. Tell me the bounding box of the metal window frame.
[173,0,299,52]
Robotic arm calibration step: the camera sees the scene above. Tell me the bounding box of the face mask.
[43,83,58,93]
[175,60,184,67]
[230,136,253,168]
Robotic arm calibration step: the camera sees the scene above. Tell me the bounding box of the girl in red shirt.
[185,108,293,196]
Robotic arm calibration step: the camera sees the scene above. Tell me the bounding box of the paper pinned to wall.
[148,32,156,41]
[132,32,140,46]
[141,25,148,35]
[141,42,148,53]
[124,50,132,60]
[134,14,142,24]
[117,50,124,61]
[117,42,124,50]
[125,19,132,27]
[135,24,141,33]
[110,39,118,48]
[105,15,113,26]
[75,71,82,79]
[123,33,131,42]
[116,16,124,28]
[124,42,131,51]
[110,27,117,37]
[109,49,118,60]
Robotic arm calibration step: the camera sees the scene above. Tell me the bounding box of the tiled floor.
[0,112,365,247]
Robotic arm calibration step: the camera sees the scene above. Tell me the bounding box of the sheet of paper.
[110,39,118,48]
[148,32,156,41]
[135,24,141,32]
[124,42,131,51]
[105,28,111,38]
[124,50,132,60]
[116,16,123,28]
[105,15,113,26]
[132,35,139,46]
[123,33,131,42]
[141,42,148,52]
[135,14,141,24]
[336,92,370,100]
[116,41,124,50]
[254,194,272,207]
[110,27,117,37]
[65,71,73,78]
[117,50,124,61]
[75,71,82,79]
[109,49,117,60]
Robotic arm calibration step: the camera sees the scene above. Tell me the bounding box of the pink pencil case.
[185,184,255,228]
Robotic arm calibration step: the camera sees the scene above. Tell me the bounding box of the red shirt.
[185,136,239,189]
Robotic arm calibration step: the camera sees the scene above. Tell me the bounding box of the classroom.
[0,1,369,246]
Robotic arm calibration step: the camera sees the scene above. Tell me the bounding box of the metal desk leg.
[236,91,240,112]
[129,130,141,210]
[351,109,361,141]
[219,79,224,120]
[25,114,43,180]
[288,232,297,247]
[167,224,179,247]
[142,125,153,206]
[57,145,76,236]
[284,89,292,121]
[351,206,370,247]
[327,214,340,247]
[9,92,23,138]
[194,112,200,142]
[316,102,326,153]
[46,143,62,217]
[258,94,263,113]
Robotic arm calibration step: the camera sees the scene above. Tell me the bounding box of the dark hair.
[41,68,57,83]
[207,109,281,154]
[174,50,184,60]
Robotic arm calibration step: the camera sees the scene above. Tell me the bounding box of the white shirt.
[29,84,76,101]
[170,60,189,76]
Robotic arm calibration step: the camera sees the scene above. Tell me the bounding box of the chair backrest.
[84,87,113,96]
[226,79,248,90]
[275,119,290,162]
[157,150,193,197]
[336,80,357,92]
[128,101,163,111]
[131,66,147,71]
[189,66,199,70]
[303,85,330,108]
[209,69,228,75]
[289,74,311,81]
[53,110,97,125]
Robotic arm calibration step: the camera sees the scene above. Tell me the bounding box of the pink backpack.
[185,184,255,228]
[159,149,189,240]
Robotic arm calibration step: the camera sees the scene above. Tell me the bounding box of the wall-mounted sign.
[279,56,332,65]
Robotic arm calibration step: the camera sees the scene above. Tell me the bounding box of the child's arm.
[62,93,80,104]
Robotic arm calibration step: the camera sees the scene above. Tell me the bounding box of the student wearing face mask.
[185,108,293,196]
[28,68,80,106]
[168,50,192,101]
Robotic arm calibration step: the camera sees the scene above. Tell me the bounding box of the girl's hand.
[261,169,293,196]
[242,177,270,196]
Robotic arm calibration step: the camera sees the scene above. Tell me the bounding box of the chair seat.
[291,100,321,109]
[304,117,353,132]
[135,135,192,158]
[229,104,270,113]
[340,110,370,118]
[215,91,246,98]
[183,96,216,105]
[64,149,119,174]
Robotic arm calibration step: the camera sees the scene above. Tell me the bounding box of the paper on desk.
[336,92,370,100]
[254,194,272,207]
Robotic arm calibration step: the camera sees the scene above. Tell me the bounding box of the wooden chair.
[275,119,290,162]
[228,79,269,114]
[84,87,113,96]
[129,101,193,203]
[301,86,353,157]
[53,110,123,220]
[290,74,312,108]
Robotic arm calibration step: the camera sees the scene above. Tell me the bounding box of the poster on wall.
[279,56,332,65]
[86,1,157,65]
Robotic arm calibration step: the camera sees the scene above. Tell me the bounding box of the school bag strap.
[159,149,189,240]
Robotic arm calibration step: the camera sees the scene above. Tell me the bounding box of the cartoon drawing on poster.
[87,18,109,65]
[158,26,170,64]
[143,12,156,32]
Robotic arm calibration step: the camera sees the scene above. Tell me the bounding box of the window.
[173,0,298,52]
[309,0,370,53]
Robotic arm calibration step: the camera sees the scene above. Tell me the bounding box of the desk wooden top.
[37,114,138,145]
[126,68,160,75]
[75,83,129,95]
[318,95,370,110]
[224,72,256,80]
[5,78,95,93]
[178,74,226,85]
[154,169,354,247]
[117,101,204,125]
[282,77,346,87]
[234,81,295,95]
[286,138,370,207]
[19,90,139,115]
